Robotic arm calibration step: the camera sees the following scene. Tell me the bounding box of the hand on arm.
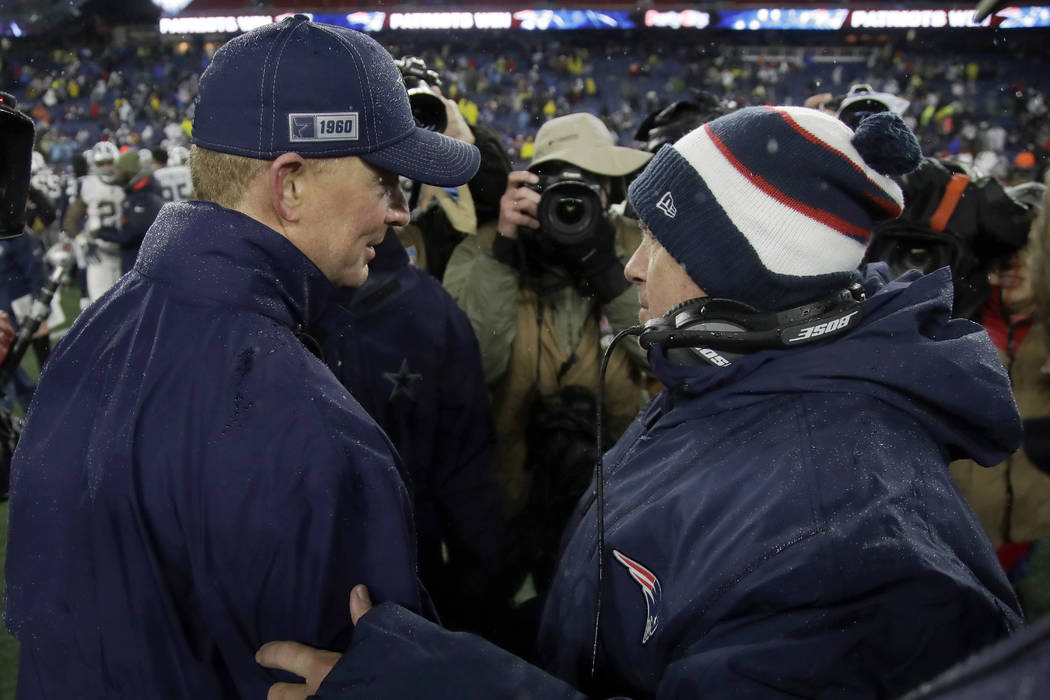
[256,585,374,700]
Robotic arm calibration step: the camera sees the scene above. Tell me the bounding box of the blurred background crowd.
[2,1,1050,696]
[5,21,1050,181]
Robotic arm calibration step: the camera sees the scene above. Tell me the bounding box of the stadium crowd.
[4,29,1050,178]
[1,13,1049,699]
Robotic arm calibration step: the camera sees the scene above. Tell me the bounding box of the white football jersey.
[31,166,63,201]
[80,174,126,233]
[154,164,193,202]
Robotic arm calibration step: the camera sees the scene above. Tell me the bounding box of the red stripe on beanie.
[765,106,903,218]
[704,123,872,244]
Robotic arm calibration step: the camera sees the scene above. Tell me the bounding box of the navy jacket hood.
[647,266,1021,466]
[137,201,336,332]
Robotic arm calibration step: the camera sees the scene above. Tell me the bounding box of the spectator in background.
[317,230,504,637]
[443,112,651,635]
[957,177,1050,621]
[153,144,193,203]
[4,16,480,698]
[632,91,732,155]
[863,156,1031,320]
[0,224,47,413]
[863,156,1049,620]
[395,82,511,280]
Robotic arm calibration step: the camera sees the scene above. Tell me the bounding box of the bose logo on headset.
[784,310,861,344]
[698,347,731,366]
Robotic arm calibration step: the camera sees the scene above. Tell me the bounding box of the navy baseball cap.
[192,15,480,187]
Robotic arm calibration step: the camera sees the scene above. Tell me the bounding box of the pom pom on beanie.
[628,105,918,312]
[851,111,923,176]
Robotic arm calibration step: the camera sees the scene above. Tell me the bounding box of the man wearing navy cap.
[4,16,479,698]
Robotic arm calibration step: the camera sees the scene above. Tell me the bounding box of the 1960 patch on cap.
[289,113,360,143]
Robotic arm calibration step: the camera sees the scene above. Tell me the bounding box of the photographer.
[392,57,512,280]
[633,91,733,154]
[0,216,48,412]
[863,156,1031,321]
[443,112,652,610]
[0,91,45,416]
[868,158,1050,622]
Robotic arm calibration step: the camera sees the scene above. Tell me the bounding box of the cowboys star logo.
[383,358,422,401]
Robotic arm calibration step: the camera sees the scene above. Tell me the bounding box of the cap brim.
[361,127,480,187]
[530,144,652,177]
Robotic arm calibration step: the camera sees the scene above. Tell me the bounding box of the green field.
[0,499,16,696]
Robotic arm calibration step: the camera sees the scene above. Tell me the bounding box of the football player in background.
[65,140,126,303]
[153,144,193,202]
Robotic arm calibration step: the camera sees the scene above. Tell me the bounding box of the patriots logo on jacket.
[613,549,661,644]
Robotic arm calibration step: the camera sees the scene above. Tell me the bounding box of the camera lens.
[867,234,957,278]
[538,182,601,245]
[408,90,447,133]
[554,196,587,226]
[837,98,891,131]
[899,246,937,273]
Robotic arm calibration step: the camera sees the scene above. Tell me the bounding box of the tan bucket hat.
[529,113,652,176]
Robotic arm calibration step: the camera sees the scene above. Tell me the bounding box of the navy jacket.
[95,174,165,274]
[0,230,47,319]
[313,267,1023,699]
[4,202,427,699]
[900,612,1050,699]
[317,234,502,631]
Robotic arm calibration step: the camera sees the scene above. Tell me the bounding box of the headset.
[636,284,867,367]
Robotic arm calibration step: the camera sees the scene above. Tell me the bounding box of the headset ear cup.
[662,297,760,329]
[641,297,757,367]
[637,297,720,346]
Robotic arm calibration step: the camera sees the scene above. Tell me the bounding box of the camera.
[394,56,447,133]
[863,223,961,279]
[832,84,910,131]
[526,167,605,246]
[0,91,35,238]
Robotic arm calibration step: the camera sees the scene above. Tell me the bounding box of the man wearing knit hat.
[258,107,1023,699]
[5,15,480,698]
